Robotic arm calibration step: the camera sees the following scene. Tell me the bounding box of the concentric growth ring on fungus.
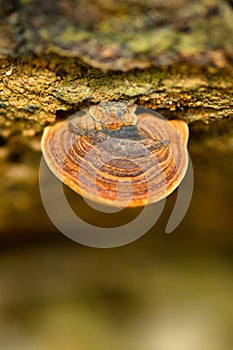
[41,102,189,207]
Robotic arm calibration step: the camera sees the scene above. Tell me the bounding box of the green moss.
[53,27,92,44]
[128,28,176,54]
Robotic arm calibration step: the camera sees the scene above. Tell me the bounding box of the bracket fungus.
[41,102,189,207]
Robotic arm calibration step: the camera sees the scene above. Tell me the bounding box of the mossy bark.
[1,56,232,136]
